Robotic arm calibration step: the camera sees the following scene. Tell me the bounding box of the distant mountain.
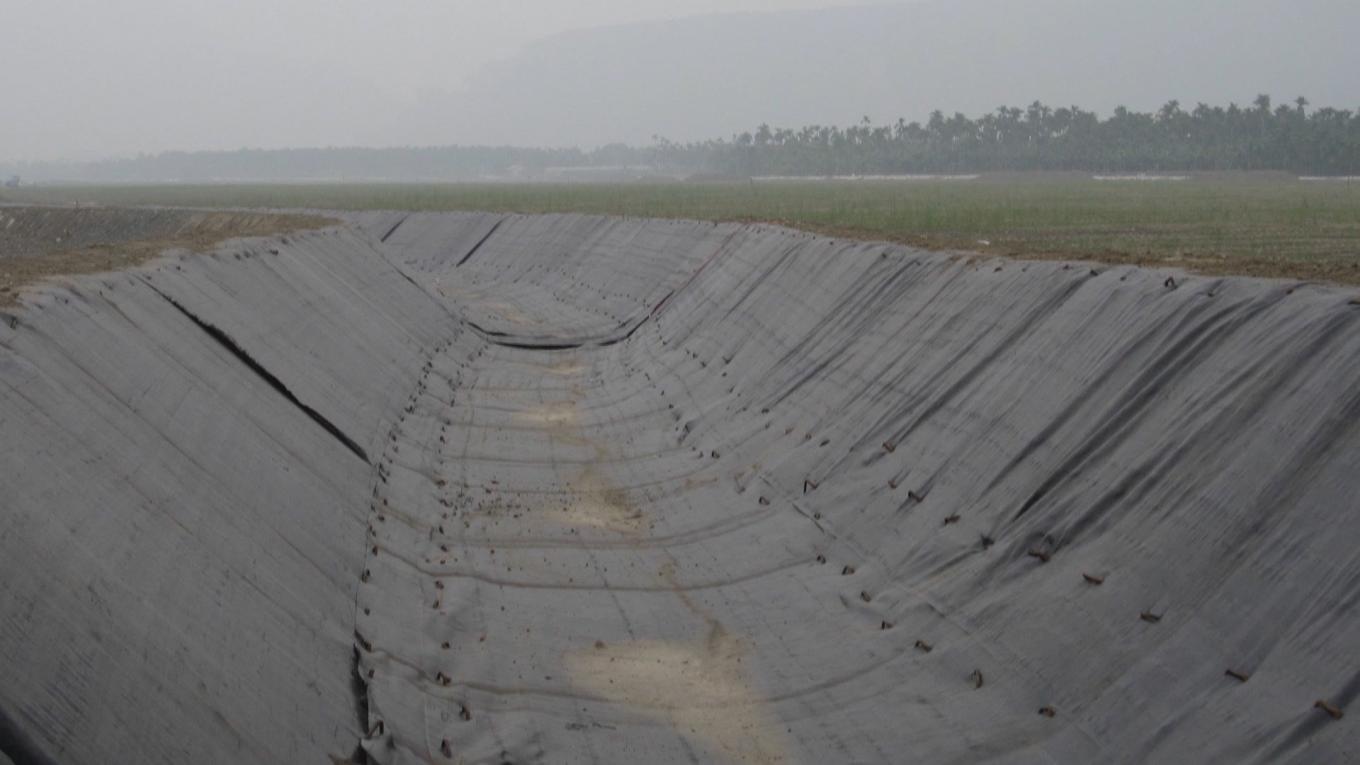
[383,0,1360,147]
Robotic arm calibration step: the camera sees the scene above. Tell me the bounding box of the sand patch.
[547,358,587,376]
[566,624,787,764]
[557,465,644,534]
[514,401,578,428]
[517,397,642,533]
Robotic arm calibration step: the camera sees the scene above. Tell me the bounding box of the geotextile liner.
[2,209,1358,763]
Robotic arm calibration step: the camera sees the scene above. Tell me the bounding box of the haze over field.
[5,1,1360,763]
[4,0,1359,162]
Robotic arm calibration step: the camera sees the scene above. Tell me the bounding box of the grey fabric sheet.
[2,209,1358,764]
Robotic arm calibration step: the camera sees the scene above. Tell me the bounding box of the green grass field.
[7,175,1360,283]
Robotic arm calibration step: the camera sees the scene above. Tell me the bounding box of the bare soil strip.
[0,207,334,306]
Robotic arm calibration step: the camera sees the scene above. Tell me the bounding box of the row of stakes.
[786,462,1346,723]
[361,337,483,760]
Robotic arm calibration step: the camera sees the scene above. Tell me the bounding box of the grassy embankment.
[7,175,1359,283]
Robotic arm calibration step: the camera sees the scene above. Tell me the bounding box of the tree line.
[5,96,1358,182]
[659,96,1360,176]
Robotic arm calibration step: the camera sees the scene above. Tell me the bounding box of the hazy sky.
[3,0,874,161]
[4,0,1356,162]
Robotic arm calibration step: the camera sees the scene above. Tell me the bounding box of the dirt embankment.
[0,206,334,306]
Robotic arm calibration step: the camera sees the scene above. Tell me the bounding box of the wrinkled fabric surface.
[2,209,1358,764]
